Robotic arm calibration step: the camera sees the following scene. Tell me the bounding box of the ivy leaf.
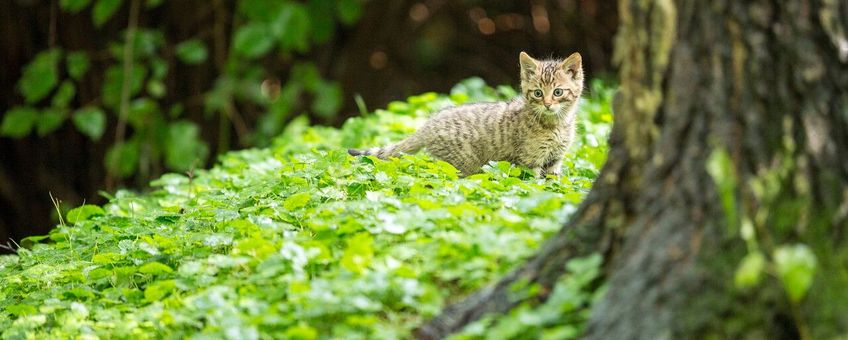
[774,244,817,303]
[60,0,92,13]
[19,49,61,103]
[165,121,209,171]
[37,109,67,136]
[233,24,274,58]
[1,106,38,138]
[72,107,106,140]
[92,0,123,27]
[66,52,90,81]
[67,204,106,223]
[175,39,208,64]
[105,140,139,178]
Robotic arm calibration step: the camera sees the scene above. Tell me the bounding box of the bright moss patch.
[0,78,614,339]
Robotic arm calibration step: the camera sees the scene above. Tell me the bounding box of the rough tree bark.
[417,0,848,339]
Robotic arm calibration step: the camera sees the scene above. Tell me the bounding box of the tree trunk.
[416,0,848,338]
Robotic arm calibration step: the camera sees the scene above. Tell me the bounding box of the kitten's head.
[518,51,584,118]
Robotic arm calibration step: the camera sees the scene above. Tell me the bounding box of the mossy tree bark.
[417,0,848,338]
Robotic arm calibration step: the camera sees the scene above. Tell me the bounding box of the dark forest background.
[0,0,617,250]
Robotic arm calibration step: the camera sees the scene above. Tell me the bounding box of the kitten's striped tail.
[348,134,424,159]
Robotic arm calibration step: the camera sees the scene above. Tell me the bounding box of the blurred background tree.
[0,0,617,250]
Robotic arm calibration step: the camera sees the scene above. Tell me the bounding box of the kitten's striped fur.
[349,52,584,177]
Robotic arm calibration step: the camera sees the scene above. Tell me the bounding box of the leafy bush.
[1,0,362,179]
[0,79,613,338]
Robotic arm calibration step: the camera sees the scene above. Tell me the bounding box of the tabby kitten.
[349,52,584,177]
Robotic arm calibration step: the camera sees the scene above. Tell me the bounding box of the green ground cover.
[0,78,613,339]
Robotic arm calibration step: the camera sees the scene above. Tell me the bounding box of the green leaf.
[138,261,173,275]
[336,0,362,25]
[92,0,123,27]
[66,52,90,81]
[1,106,38,137]
[5,304,37,317]
[60,0,92,12]
[72,107,106,140]
[51,80,76,108]
[37,109,67,136]
[101,65,147,108]
[734,251,765,288]
[774,244,817,303]
[147,79,165,98]
[19,49,61,103]
[233,24,274,58]
[145,0,163,9]
[277,4,310,52]
[341,233,373,275]
[284,192,311,211]
[67,204,105,223]
[311,81,342,117]
[175,39,208,64]
[144,279,176,302]
[164,121,208,171]
[92,252,123,264]
[105,141,139,178]
[284,323,318,340]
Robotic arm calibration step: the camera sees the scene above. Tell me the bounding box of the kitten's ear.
[519,51,538,76]
[561,52,583,79]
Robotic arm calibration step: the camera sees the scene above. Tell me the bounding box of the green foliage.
[452,254,604,340]
[72,107,107,140]
[773,244,817,303]
[19,49,61,104]
[175,39,208,65]
[0,107,39,138]
[92,0,123,27]
[0,80,614,338]
[5,0,360,182]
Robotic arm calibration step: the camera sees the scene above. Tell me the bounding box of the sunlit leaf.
[51,80,76,108]
[72,107,106,140]
[774,244,817,303]
[138,261,173,275]
[734,251,765,288]
[92,0,123,27]
[67,204,105,223]
[66,51,90,81]
[175,39,208,64]
[1,106,38,138]
[37,109,67,136]
[18,49,61,103]
[233,24,273,58]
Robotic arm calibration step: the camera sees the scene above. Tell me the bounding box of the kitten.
[349,52,584,178]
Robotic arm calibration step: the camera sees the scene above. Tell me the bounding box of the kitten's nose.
[544,102,552,108]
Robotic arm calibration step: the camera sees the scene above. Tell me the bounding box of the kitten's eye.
[553,88,564,97]
[533,90,543,98]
